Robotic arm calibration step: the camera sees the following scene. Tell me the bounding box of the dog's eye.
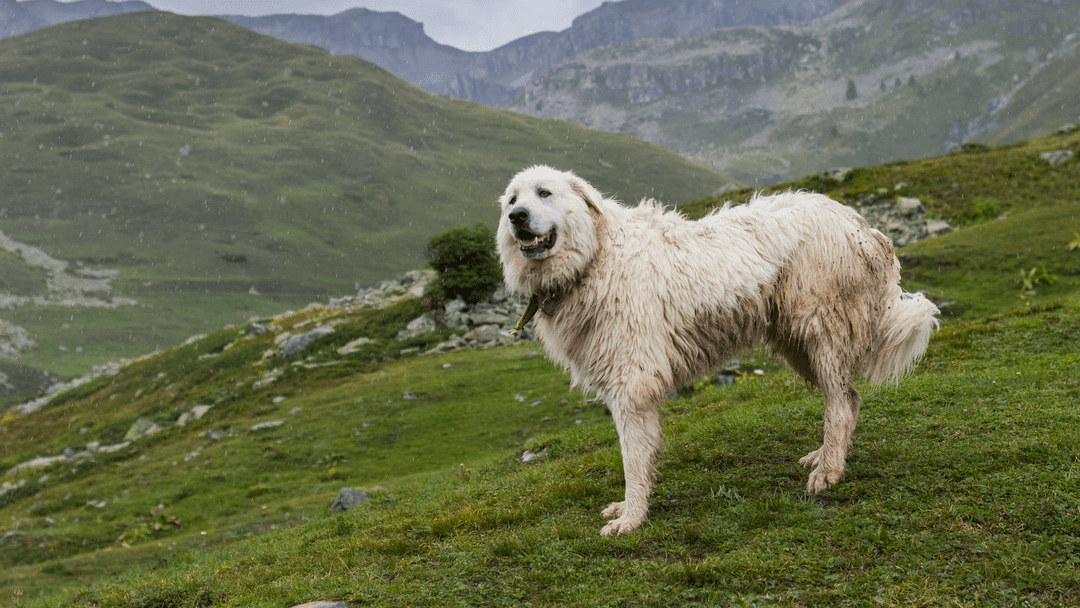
[508,195,517,206]
[537,188,551,198]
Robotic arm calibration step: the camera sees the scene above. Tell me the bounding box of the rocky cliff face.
[507,0,1080,184]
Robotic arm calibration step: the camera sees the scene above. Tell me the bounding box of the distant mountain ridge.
[508,0,1080,183]
[224,0,849,107]
[0,0,152,36]
[4,0,1078,184]
[1,0,849,108]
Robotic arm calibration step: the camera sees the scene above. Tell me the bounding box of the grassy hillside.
[977,44,1080,146]
[683,126,1080,321]
[7,298,1079,606]
[0,298,612,600]
[0,11,732,379]
[2,123,1079,606]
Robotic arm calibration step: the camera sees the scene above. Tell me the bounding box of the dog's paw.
[601,501,625,519]
[805,466,842,494]
[600,515,642,537]
[798,448,822,469]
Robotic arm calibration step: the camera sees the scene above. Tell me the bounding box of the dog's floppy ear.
[568,175,604,215]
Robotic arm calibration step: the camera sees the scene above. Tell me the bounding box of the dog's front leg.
[600,396,663,536]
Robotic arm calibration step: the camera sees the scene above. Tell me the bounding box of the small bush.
[425,222,503,306]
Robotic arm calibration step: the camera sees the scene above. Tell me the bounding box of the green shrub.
[425,222,503,306]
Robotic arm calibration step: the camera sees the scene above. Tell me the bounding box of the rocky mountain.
[221,0,848,108]
[4,0,1078,184]
[1,0,849,109]
[507,0,1080,183]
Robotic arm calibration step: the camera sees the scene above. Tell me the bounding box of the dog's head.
[497,165,605,294]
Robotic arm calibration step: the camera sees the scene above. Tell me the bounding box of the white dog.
[497,165,939,536]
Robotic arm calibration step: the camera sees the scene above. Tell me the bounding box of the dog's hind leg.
[600,394,663,537]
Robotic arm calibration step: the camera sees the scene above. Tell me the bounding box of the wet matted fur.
[497,165,940,536]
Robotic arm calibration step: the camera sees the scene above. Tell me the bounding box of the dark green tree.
[845,79,858,100]
[425,222,503,306]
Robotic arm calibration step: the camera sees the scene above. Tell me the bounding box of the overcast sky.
[140,0,609,52]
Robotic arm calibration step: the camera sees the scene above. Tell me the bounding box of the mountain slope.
[221,0,848,107]
[0,12,731,379]
[508,0,1080,184]
[3,123,1079,604]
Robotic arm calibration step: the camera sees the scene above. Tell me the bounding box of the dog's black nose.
[508,208,529,226]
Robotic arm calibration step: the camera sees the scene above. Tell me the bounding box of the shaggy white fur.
[497,166,940,537]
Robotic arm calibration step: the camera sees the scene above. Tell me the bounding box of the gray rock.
[820,167,851,180]
[248,322,270,337]
[464,324,502,343]
[124,418,163,442]
[895,196,924,216]
[925,220,952,236]
[468,309,511,326]
[396,314,437,340]
[336,336,374,355]
[0,531,28,545]
[1039,150,1074,167]
[328,487,369,513]
[253,369,283,389]
[278,325,336,357]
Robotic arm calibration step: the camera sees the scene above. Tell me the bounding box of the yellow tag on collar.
[509,294,540,335]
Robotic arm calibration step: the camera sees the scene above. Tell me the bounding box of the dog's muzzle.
[508,208,557,259]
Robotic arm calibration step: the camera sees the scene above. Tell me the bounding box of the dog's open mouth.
[516,227,557,258]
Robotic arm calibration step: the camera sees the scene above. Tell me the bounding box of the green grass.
[681,127,1080,321]
[0,299,610,600]
[0,11,731,377]
[8,296,1078,607]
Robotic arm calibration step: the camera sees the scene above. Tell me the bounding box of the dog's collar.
[508,288,566,335]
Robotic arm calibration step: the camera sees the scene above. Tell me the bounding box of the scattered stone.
[183,444,205,462]
[251,420,285,431]
[328,487,369,513]
[253,368,284,390]
[124,418,163,442]
[402,391,418,400]
[521,448,547,463]
[1057,123,1076,135]
[1039,150,1074,167]
[464,324,502,344]
[895,196,924,216]
[95,441,131,454]
[289,602,350,608]
[278,324,336,358]
[925,220,952,236]
[854,194,951,247]
[336,336,373,355]
[819,167,851,180]
[0,531,29,545]
[248,322,270,337]
[396,314,437,341]
[86,499,107,508]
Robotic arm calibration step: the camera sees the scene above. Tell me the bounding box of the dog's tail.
[862,289,940,385]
